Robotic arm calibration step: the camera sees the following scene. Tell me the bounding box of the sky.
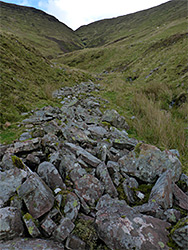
[2,0,171,30]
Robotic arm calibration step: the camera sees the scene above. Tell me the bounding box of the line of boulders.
[0,81,188,250]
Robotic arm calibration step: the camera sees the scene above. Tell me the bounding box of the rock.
[17,173,54,219]
[66,234,86,250]
[88,125,107,139]
[41,215,57,236]
[19,132,31,141]
[119,143,182,183]
[1,153,16,170]
[149,170,173,209]
[75,174,104,207]
[23,213,41,238]
[63,192,80,221]
[69,163,87,182]
[171,216,188,249]
[102,109,129,130]
[43,120,61,135]
[164,209,181,223]
[122,177,139,204]
[0,207,24,240]
[37,161,66,190]
[173,184,188,210]
[53,217,75,242]
[0,238,64,249]
[65,143,101,167]
[13,138,40,154]
[96,163,118,198]
[95,196,170,250]
[112,138,137,150]
[0,168,27,207]
[26,153,40,171]
[107,161,122,186]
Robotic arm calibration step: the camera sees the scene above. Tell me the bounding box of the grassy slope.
[0,1,84,57]
[0,32,92,142]
[57,0,188,171]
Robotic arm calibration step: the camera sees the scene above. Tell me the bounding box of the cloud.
[38,0,170,30]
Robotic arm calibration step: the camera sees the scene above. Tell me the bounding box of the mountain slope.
[0,1,84,57]
[76,0,187,48]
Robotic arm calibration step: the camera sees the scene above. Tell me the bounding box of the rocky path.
[0,81,188,250]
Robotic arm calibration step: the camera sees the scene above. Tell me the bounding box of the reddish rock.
[173,184,188,210]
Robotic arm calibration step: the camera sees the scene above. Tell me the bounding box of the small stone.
[23,213,41,238]
[66,234,86,250]
[53,217,75,242]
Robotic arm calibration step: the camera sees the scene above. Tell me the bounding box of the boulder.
[173,184,188,210]
[119,144,182,183]
[63,192,80,221]
[37,161,66,190]
[0,168,27,207]
[171,216,188,249]
[96,163,118,198]
[102,109,129,130]
[149,170,173,209]
[0,207,24,240]
[23,213,41,238]
[53,217,75,242]
[95,196,170,250]
[75,174,104,207]
[18,173,54,219]
[66,234,86,250]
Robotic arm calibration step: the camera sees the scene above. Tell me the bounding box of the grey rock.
[53,217,75,242]
[18,173,54,219]
[1,153,17,170]
[63,192,80,221]
[23,213,41,238]
[13,138,40,154]
[66,234,86,250]
[119,144,182,183]
[112,138,137,150]
[0,237,64,249]
[122,177,139,204]
[26,153,40,170]
[37,161,66,190]
[0,207,24,240]
[102,109,129,130]
[96,163,118,198]
[107,161,122,186]
[69,163,87,182]
[0,168,27,207]
[164,209,181,223]
[171,216,188,249]
[88,125,107,139]
[95,196,170,250]
[149,170,173,209]
[75,174,104,207]
[65,143,101,167]
[19,132,31,141]
[173,184,188,210]
[41,215,57,236]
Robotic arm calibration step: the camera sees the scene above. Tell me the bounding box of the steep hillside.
[76,0,187,48]
[0,1,84,57]
[0,32,92,142]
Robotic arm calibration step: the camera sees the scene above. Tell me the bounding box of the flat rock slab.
[65,142,101,167]
[0,238,64,250]
[173,184,188,210]
[18,173,54,219]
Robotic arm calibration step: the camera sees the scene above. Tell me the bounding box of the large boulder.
[0,168,27,208]
[119,144,182,183]
[0,207,24,240]
[95,195,170,250]
[17,173,54,219]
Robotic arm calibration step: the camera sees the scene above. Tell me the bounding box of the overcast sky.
[3,0,171,30]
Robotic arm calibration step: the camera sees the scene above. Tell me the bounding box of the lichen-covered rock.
[0,237,65,249]
[65,142,101,167]
[18,173,54,219]
[37,161,66,190]
[107,161,122,186]
[95,196,170,250]
[75,174,104,207]
[102,109,129,130]
[96,163,118,198]
[63,192,80,221]
[173,184,188,210]
[53,217,75,242]
[149,170,173,209]
[112,138,137,150]
[164,209,181,223]
[13,138,40,154]
[0,207,24,240]
[122,177,139,204]
[119,143,182,183]
[0,168,27,207]
[66,234,86,250]
[41,215,57,236]
[171,216,188,249]
[23,213,41,238]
